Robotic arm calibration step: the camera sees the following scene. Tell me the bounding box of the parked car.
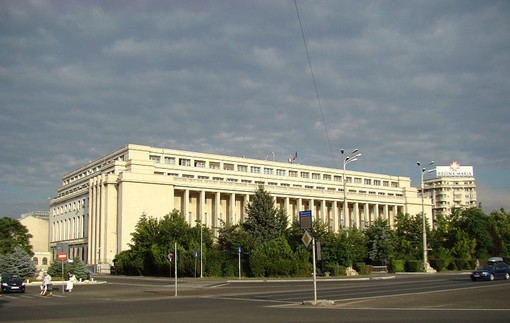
[1,273,26,293]
[470,257,510,281]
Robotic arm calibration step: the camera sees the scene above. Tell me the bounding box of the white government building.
[49,144,435,268]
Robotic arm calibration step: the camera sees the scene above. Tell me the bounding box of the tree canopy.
[0,217,33,256]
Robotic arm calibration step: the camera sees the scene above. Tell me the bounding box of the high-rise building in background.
[422,161,477,220]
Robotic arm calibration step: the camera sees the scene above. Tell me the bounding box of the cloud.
[1,0,509,217]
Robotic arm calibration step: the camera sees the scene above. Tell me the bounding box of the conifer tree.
[242,186,288,243]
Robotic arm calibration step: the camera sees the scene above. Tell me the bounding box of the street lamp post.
[341,149,362,229]
[195,218,203,278]
[417,161,434,272]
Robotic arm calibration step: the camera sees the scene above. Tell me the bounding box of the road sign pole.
[312,237,317,302]
[238,246,242,280]
[174,242,178,297]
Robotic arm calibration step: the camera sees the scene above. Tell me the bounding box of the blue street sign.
[299,210,313,230]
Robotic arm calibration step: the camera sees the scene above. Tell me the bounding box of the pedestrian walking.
[40,272,53,296]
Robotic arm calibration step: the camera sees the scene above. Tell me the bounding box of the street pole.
[200,221,203,278]
[312,237,317,302]
[341,149,362,229]
[418,161,434,272]
[238,245,241,280]
[174,242,178,297]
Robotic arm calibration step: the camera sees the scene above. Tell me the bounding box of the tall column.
[199,190,205,222]
[332,200,338,232]
[354,202,360,228]
[214,192,221,233]
[183,189,189,222]
[284,197,291,223]
[243,194,250,222]
[229,192,235,225]
[364,203,369,228]
[321,199,327,223]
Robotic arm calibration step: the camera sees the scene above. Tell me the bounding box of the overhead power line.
[294,0,336,166]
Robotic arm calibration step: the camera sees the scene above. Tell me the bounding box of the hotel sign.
[435,161,473,177]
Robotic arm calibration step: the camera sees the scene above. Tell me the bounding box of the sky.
[1,0,509,218]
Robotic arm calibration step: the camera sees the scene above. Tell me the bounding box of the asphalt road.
[1,273,509,322]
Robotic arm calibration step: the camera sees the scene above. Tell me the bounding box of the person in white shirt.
[40,272,52,296]
[66,272,76,292]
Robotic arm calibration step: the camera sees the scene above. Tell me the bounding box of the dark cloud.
[1,0,509,217]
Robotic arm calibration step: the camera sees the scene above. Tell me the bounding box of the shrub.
[404,260,423,272]
[354,262,372,275]
[429,258,451,272]
[390,259,405,273]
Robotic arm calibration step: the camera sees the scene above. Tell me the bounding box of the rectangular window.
[383,181,389,187]
[301,172,309,178]
[364,179,372,185]
[391,182,399,188]
[194,160,206,168]
[149,155,161,163]
[334,175,342,182]
[289,170,298,177]
[179,158,191,166]
[264,168,273,175]
[354,178,362,184]
[276,169,286,176]
[312,173,321,180]
[209,162,220,169]
[373,180,381,186]
[323,174,331,181]
[237,165,248,172]
[224,163,234,171]
[251,166,261,174]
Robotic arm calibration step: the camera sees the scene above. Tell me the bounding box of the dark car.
[470,257,510,281]
[1,273,26,293]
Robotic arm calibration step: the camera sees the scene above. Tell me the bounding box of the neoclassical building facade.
[49,144,430,267]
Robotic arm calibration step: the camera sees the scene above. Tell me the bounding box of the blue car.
[470,257,510,281]
[1,273,26,293]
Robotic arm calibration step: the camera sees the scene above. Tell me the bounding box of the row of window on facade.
[150,155,400,188]
[63,155,125,185]
[33,257,49,265]
[52,199,87,217]
[51,216,85,241]
[164,172,404,197]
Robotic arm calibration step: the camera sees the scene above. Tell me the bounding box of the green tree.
[487,209,510,256]
[450,208,493,259]
[429,213,453,271]
[114,210,213,277]
[48,257,90,281]
[334,227,367,267]
[242,186,288,243]
[0,217,33,256]
[0,246,37,278]
[249,237,296,277]
[394,213,425,260]
[365,218,395,265]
